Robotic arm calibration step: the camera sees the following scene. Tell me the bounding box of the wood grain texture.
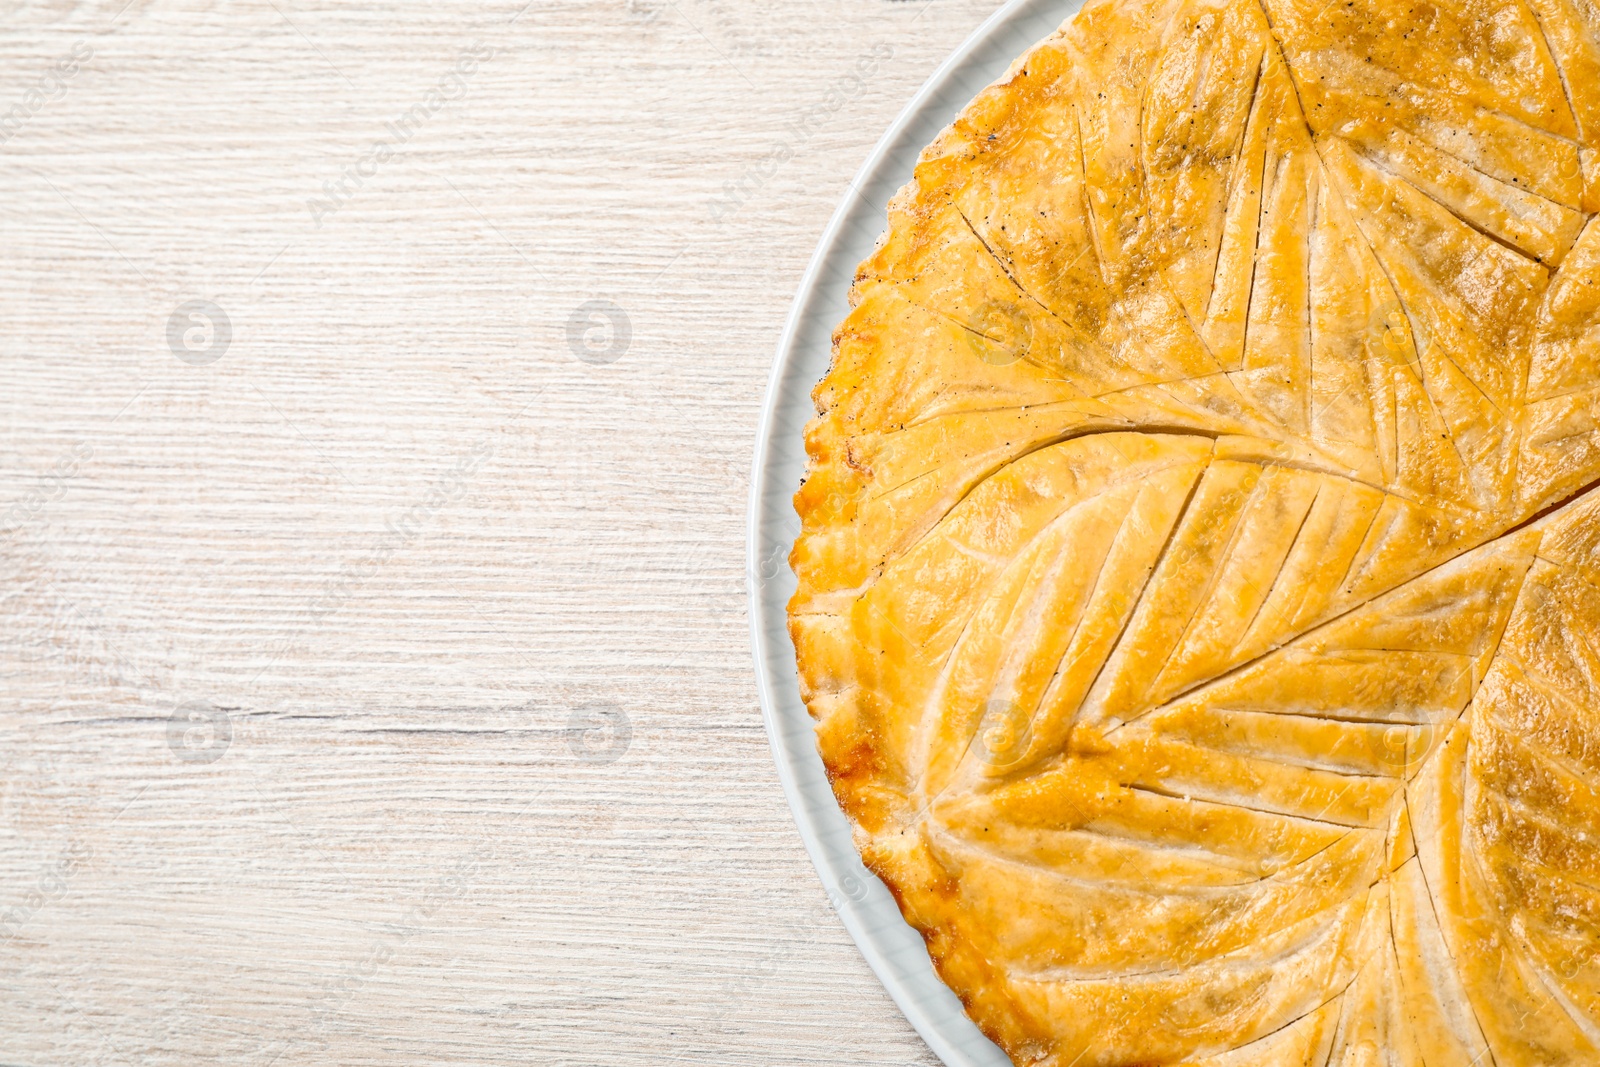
[0,1,1000,1062]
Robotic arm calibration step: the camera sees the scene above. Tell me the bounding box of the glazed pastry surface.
[788,0,1600,1061]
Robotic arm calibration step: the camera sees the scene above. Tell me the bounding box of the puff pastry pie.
[787,0,1600,1062]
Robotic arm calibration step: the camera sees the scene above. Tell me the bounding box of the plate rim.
[744,2,1082,1063]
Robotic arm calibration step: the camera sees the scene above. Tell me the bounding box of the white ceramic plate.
[747,1,1086,1063]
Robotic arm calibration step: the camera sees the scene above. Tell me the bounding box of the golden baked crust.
[787,0,1600,1062]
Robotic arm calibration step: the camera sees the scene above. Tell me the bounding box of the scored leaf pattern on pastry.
[788,0,1600,1062]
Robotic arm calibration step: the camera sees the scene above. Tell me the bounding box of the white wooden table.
[0,1,1001,1062]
